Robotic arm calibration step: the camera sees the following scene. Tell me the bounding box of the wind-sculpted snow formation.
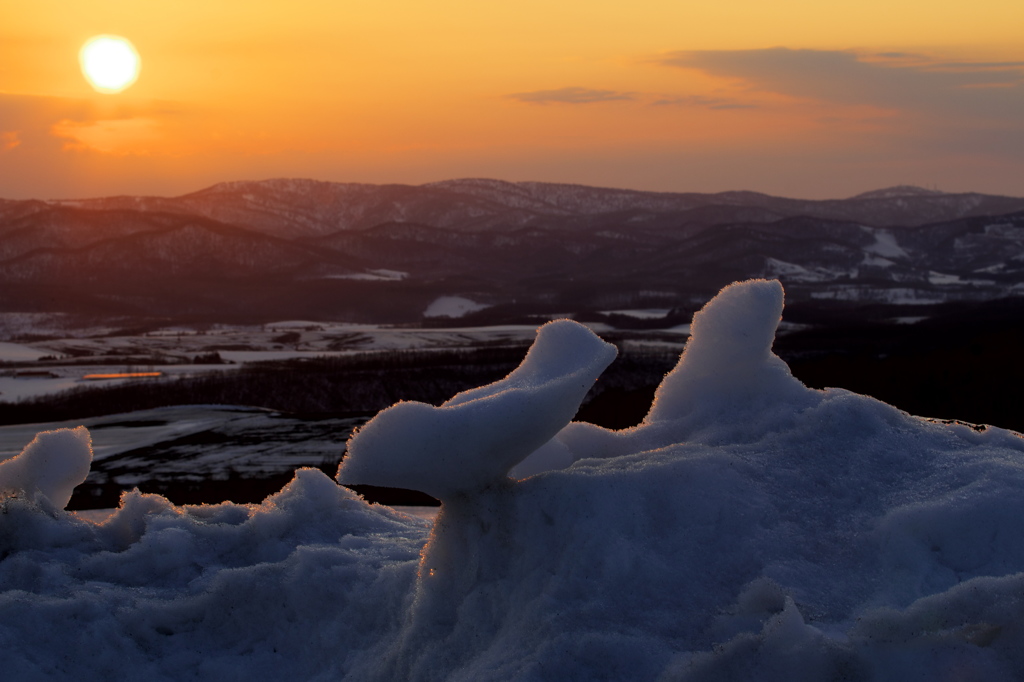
[337,318,618,500]
[0,426,92,511]
[4,279,1024,681]
[336,319,620,678]
[511,279,817,477]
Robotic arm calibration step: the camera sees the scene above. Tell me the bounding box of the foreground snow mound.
[0,426,92,511]
[4,279,1024,681]
[0,466,430,680]
[644,278,810,424]
[338,318,617,500]
[513,279,817,477]
[348,279,1024,681]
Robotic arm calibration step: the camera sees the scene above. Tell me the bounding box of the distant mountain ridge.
[2,178,1024,322]
[29,178,1024,238]
[849,185,946,200]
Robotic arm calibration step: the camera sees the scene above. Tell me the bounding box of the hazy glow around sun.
[80,35,140,94]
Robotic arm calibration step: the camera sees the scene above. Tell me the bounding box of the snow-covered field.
[3,279,1024,680]
[2,321,552,361]
[0,341,54,362]
[1,322,597,403]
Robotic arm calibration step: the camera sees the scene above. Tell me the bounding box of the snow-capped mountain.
[2,179,1024,321]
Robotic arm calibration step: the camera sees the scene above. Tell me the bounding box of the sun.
[79,35,141,94]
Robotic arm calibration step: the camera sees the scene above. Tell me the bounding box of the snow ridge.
[337,319,616,500]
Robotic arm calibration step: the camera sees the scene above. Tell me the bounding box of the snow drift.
[4,279,1024,681]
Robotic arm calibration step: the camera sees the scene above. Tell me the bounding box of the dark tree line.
[0,344,683,429]
[0,346,527,425]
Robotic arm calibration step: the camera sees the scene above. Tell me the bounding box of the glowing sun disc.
[80,35,141,93]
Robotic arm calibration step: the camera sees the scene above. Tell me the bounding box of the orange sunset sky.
[2,0,1023,200]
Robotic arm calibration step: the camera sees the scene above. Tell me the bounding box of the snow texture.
[338,318,617,500]
[0,427,92,510]
[0,341,55,361]
[511,279,814,476]
[423,295,490,318]
[4,279,1024,681]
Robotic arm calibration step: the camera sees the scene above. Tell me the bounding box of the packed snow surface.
[4,279,1024,681]
[0,341,55,362]
[423,296,490,318]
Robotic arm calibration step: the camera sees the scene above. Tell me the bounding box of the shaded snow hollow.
[5,279,1024,681]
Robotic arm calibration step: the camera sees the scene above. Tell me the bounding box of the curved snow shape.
[337,319,617,501]
[511,279,818,477]
[645,278,808,424]
[0,426,93,511]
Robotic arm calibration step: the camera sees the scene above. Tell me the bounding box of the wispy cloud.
[933,61,1024,70]
[0,93,93,129]
[652,95,757,110]
[873,52,923,60]
[0,93,191,157]
[657,48,1024,119]
[1,131,21,152]
[507,87,635,105]
[0,93,182,131]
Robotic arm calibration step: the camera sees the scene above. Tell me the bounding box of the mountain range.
[2,178,1024,324]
